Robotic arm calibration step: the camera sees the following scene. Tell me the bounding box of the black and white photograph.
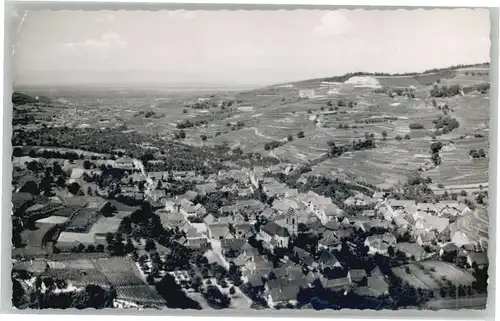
[8,6,492,311]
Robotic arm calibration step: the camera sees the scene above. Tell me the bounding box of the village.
[11,145,489,310]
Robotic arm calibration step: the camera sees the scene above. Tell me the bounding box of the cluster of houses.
[12,148,489,309]
[139,161,488,308]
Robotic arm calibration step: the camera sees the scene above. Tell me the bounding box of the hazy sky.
[12,8,490,87]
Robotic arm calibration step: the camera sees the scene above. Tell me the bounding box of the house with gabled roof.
[348,269,367,285]
[322,277,351,293]
[394,242,426,261]
[203,213,216,225]
[208,223,233,240]
[467,252,488,268]
[318,250,342,269]
[364,233,396,255]
[416,230,437,246]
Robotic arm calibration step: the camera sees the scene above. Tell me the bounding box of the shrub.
[409,123,425,130]
[229,286,236,295]
[264,141,285,151]
[297,131,305,138]
[404,134,411,140]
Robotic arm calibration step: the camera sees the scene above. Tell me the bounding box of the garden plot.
[92,257,146,287]
[44,267,110,287]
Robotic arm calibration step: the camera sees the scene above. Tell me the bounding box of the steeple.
[285,207,298,236]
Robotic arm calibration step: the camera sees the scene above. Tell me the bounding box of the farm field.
[20,222,57,248]
[424,295,487,310]
[92,257,146,286]
[63,207,101,233]
[116,285,167,306]
[392,261,475,292]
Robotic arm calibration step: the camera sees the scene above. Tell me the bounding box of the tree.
[204,285,231,308]
[55,175,66,188]
[20,181,39,195]
[179,130,186,139]
[388,246,395,257]
[297,131,305,139]
[83,160,91,170]
[460,190,468,197]
[13,147,24,158]
[382,131,387,141]
[105,232,114,245]
[478,148,486,158]
[145,238,156,252]
[96,244,105,252]
[156,274,202,309]
[405,134,411,140]
[200,134,208,141]
[229,286,236,295]
[12,278,26,308]
[146,274,155,285]
[287,134,293,142]
[67,182,82,195]
[395,135,402,141]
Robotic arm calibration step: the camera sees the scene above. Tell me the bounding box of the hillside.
[270,62,490,90]
[11,62,491,193]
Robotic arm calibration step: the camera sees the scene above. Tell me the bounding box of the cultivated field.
[392,261,475,291]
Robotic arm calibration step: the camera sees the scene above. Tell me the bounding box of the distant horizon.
[13,61,490,91]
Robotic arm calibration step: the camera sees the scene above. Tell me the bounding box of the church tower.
[285,207,298,236]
